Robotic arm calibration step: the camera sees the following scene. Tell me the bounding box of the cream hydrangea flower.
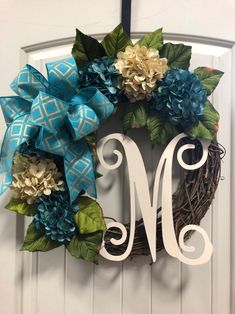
[115,44,168,102]
[11,153,65,204]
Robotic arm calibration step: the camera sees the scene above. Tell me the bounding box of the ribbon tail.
[64,140,96,203]
[0,114,39,195]
[35,128,96,203]
[0,173,12,195]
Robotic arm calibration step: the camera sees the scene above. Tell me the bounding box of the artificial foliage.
[11,153,65,204]
[78,56,119,104]
[115,44,168,102]
[0,24,223,263]
[152,69,208,128]
[34,192,79,243]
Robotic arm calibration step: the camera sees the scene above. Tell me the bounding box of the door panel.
[0,10,234,314]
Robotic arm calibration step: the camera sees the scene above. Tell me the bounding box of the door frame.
[19,32,235,314]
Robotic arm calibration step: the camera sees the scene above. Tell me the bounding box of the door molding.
[22,32,235,53]
[19,33,235,314]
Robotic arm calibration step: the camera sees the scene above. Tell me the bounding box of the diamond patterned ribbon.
[0,57,114,203]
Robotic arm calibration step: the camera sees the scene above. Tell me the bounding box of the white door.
[0,1,234,314]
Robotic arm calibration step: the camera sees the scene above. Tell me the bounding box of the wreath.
[0,25,224,264]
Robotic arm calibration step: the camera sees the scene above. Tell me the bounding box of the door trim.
[20,32,235,314]
[22,32,235,53]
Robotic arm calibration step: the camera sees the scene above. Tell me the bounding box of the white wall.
[1,0,235,95]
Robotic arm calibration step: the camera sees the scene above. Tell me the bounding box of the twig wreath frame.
[104,141,224,257]
[0,25,224,264]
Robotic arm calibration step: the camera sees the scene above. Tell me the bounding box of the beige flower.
[11,153,65,204]
[115,44,168,102]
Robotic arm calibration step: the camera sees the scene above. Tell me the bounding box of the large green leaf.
[66,232,103,264]
[72,29,106,67]
[5,198,36,216]
[122,103,148,132]
[95,171,103,179]
[137,28,163,50]
[146,112,178,146]
[21,222,61,252]
[74,196,106,234]
[101,24,132,56]
[160,43,192,70]
[85,133,97,158]
[186,101,219,141]
[85,133,96,147]
[194,67,224,96]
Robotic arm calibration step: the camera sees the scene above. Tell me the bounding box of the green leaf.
[186,121,213,141]
[85,133,97,158]
[101,24,132,56]
[72,29,106,67]
[160,43,192,70]
[85,133,96,147]
[74,196,106,234]
[5,198,36,216]
[194,67,224,95]
[122,103,148,131]
[95,171,103,179]
[137,28,163,50]
[66,232,103,264]
[146,112,178,145]
[186,101,219,141]
[21,222,61,252]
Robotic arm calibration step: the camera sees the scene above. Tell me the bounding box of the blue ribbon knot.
[0,57,114,203]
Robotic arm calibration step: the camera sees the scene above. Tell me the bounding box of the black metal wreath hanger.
[121,0,132,36]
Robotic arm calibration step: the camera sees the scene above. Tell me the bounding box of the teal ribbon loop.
[0,57,114,203]
[30,91,70,133]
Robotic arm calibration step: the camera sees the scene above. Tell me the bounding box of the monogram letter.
[97,133,213,265]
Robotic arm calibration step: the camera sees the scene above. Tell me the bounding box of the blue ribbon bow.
[0,57,114,203]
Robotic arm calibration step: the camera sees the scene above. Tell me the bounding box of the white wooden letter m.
[97,133,213,266]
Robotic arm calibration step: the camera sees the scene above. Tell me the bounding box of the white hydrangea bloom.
[115,44,168,102]
[11,153,65,204]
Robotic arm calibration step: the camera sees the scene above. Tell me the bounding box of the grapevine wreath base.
[104,141,225,257]
[0,24,225,263]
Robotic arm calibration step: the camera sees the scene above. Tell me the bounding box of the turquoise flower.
[18,141,64,171]
[152,69,207,128]
[34,192,79,243]
[78,56,119,104]
[18,141,50,158]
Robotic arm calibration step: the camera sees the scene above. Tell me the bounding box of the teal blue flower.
[152,69,207,128]
[78,56,119,104]
[34,192,79,243]
[18,141,49,158]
